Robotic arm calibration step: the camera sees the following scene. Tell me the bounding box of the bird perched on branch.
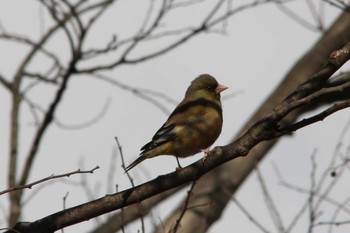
[125,74,228,172]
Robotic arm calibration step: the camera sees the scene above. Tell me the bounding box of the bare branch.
[82,35,118,60]
[316,219,350,226]
[323,0,350,11]
[40,1,75,54]
[61,192,69,233]
[326,194,350,232]
[19,67,74,190]
[115,137,145,232]
[159,9,350,233]
[77,0,272,73]
[115,137,135,187]
[0,166,99,196]
[79,162,101,204]
[170,181,196,233]
[17,0,92,201]
[307,151,318,233]
[256,165,285,233]
[137,0,156,35]
[119,0,168,63]
[92,73,175,114]
[62,192,69,210]
[272,162,311,233]
[6,0,98,222]
[23,72,59,84]
[306,0,324,30]
[275,2,322,32]
[8,40,350,233]
[202,0,225,25]
[272,127,350,233]
[231,197,270,233]
[0,73,11,91]
[2,2,350,232]
[170,0,206,9]
[0,34,64,73]
[88,188,186,233]
[106,148,118,194]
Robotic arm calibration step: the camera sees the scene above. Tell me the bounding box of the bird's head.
[185,74,228,101]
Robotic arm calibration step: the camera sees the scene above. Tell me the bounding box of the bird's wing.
[140,97,193,153]
[140,96,219,154]
[140,121,177,152]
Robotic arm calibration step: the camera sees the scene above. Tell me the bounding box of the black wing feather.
[140,122,176,153]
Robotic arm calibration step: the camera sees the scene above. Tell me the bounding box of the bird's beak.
[215,84,228,94]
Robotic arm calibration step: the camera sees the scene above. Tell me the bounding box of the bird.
[125,74,228,172]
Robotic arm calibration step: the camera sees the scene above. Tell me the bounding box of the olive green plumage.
[126,74,228,171]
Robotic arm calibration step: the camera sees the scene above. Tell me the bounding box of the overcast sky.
[1,1,350,232]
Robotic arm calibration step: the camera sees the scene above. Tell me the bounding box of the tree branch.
[77,0,271,73]
[0,166,99,196]
[158,11,350,232]
[7,39,350,233]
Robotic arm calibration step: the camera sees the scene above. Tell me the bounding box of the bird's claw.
[201,148,210,162]
[175,156,183,171]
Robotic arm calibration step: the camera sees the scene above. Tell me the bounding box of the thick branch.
[157,10,350,233]
[7,39,350,233]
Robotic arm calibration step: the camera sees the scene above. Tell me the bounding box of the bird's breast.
[174,109,222,157]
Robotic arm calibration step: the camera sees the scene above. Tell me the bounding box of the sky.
[1,1,350,232]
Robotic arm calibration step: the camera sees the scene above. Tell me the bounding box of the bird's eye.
[207,85,213,91]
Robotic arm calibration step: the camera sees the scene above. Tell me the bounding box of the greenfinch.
[126,74,227,171]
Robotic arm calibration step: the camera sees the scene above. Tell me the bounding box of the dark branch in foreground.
[6,41,350,233]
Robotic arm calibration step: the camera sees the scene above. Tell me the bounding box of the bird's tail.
[125,155,147,172]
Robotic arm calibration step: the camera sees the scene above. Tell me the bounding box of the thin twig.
[107,147,118,194]
[323,0,350,11]
[115,137,134,186]
[231,197,270,233]
[61,192,69,233]
[306,0,324,30]
[91,73,176,115]
[307,150,318,233]
[275,1,322,32]
[171,181,197,233]
[278,100,350,135]
[316,219,350,226]
[63,192,69,210]
[170,0,206,9]
[272,125,350,233]
[115,137,145,232]
[272,163,310,233]
[0,166,99,195]
[22,179,80,206]
[327,195,350,232]
[0,73,11,91]
[137,0,155,35]
[77,0,272,73]
[256,165,285,233]
[0,34,64,71]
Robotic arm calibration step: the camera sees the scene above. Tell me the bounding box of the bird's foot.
[201,147,210,162]
[175,156,183,171]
